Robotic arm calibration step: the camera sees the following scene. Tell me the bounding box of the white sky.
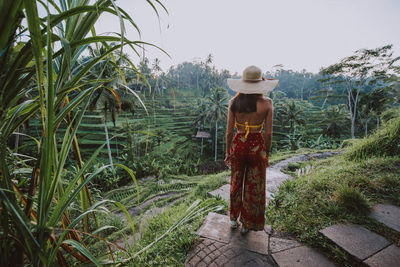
[96,0,400,74]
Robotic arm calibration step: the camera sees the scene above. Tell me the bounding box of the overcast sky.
[96,0,400,74]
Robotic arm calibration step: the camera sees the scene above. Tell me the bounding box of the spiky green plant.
[0,0,168,265]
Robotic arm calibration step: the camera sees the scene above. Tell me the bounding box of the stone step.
[369,204,400,232]
[272,246,336,267]
[363,244,400,267]
[197,212,270,255]
[187,212,335,267]
[269,237,302,253]
[184,238,274,267]
[320,223,391,261]
[208,184,230,202]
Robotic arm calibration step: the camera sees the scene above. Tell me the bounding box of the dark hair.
[230,93,261,113]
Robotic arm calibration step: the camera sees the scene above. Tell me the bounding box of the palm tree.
[152,58,162,95]
[279,99,305,134]
[84,45,139,170]
[88,88,137,170]
[205,87,228,161]
[359,87,393,130]
[205,53,213,65]
[321,105,348,139]
[193,99,208,129]
[193,99,210,155]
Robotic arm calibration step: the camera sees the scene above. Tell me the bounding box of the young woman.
[225,65,277,234]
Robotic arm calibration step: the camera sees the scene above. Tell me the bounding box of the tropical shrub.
[305,135,340,150]
[281,130,304,150]
[0,0,167,265]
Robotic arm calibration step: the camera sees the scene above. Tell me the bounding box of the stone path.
[319,204,400,266]
[184,212,334,267]
[370,204,400,232]
[209,151,341,203]
[191,152,400,266]
[192,152,341,266]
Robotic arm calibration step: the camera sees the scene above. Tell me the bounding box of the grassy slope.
[346,112,400,160]
[267,116,400,266]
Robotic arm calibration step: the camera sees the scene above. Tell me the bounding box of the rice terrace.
[0,0,399,266]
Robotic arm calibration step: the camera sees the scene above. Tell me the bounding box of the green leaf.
[62,239,101,267]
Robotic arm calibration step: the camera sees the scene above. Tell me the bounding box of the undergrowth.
[346,115,400,160]
[123,171,229,266]
[88,171,229,266]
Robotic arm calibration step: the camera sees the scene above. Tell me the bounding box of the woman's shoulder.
[257,97,273,112]
[259,96,273,104]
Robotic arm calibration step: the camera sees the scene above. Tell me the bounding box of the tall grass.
[0,0,168,265]
[346,111,400,160]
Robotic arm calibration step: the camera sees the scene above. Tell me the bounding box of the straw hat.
[227,65,279,94]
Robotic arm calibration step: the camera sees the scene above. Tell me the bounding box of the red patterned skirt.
[230,132,268,231]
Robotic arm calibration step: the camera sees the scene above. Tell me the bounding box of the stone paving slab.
[184,238,275,267]
[208,184,230,202]
[320,223,391,261]
[363,244,400,267]
[198,212,232,243]
[272,246,336,267]
[198,212,270,255]
[229,226,270,255]
[369,204,400,232]
[270,237,302,253]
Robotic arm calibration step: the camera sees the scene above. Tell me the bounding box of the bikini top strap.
[235,120,263,139]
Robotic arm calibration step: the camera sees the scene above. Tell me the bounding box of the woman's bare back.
[234,96,272,133]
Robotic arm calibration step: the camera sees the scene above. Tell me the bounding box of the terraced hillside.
[24,95,332,163]
[25,97,204,160]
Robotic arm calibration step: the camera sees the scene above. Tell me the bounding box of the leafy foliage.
[320,45,399,138]
[0,0,166,265]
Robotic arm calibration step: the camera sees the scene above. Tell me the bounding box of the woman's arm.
[264,99,273,153]
[225,99,235,166]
